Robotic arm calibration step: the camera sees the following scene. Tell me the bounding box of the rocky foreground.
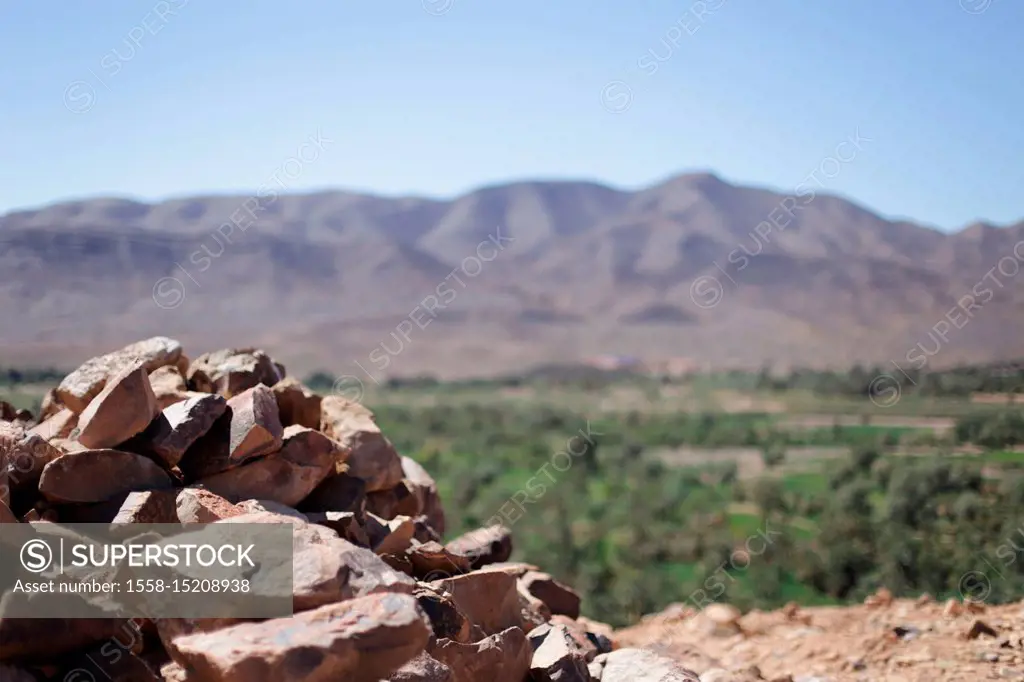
[618,589,1024,681]
[4,337,1014,681]
[0,337,703,681]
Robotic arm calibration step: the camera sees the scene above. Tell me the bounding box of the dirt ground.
[616,594,1024,681]
[653,445,850,479]
[778,414,956,433]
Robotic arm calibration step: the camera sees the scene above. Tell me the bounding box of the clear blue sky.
[1,0,1020,230]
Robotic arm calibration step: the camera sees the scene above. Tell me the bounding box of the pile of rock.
[0,337,700,681]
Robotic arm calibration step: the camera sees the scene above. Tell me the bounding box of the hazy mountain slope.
[3,172,1023,377]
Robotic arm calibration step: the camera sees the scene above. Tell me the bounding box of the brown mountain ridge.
[3,172,1024,378]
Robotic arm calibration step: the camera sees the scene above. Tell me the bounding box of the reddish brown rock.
[150,364,188,391]
[0,422,20,507]
[39,450,173,504]
[548,615,613,661]
[367,479,421,520]
[516,581,552,633]
[57,336,185,413]
[234,499,308,521]
[388,652,454,681]
[112,490,180,524]
[157,391,205,412]
[216,510,414,609]
[431,627,531,682]
[194,425,337,507]
[380,552,416,577]
[272,377,322,429]
[28,408,77,441]
[476,562,540,578]
[37,388,62,421]
[575,616,614,644]
[591,649,700,681]
[176,488,245,523]
[299,471,367,516]
[1,420,24,444]
[186,348,284,398]
[55,494,130,523]
[864,586,894,608]
[412,587,470,644]
[528,623,590,681]
[320,396,403,492]
[403,541,471,580]
[410,516,443,544]
[149,365,191,409]
[155,617,248,660]
[110,487,244,525]
[76,363,160,449]
[702,603,742,630]
[428,570,524,636]
[218,384,284,462]
[400,456,446,534]
[170,593,430,682]
[290,525,416,611]
[445,525,512,570]
[0,402,18,422]
[51,438,87,454]
[965,598,986,614]
[134,393,227,468]
[160,661,192,682]
[966,618,998,639]
[520,570,582,619]
[2,432,62,496]
[178,385,283,479]
[366,513,417,556]
[307,510,370,546]
[215,510,315,529]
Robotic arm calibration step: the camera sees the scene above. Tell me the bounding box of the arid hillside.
[3,173,1024,377]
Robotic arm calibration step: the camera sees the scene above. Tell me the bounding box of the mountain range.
[3,172,1024,379]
